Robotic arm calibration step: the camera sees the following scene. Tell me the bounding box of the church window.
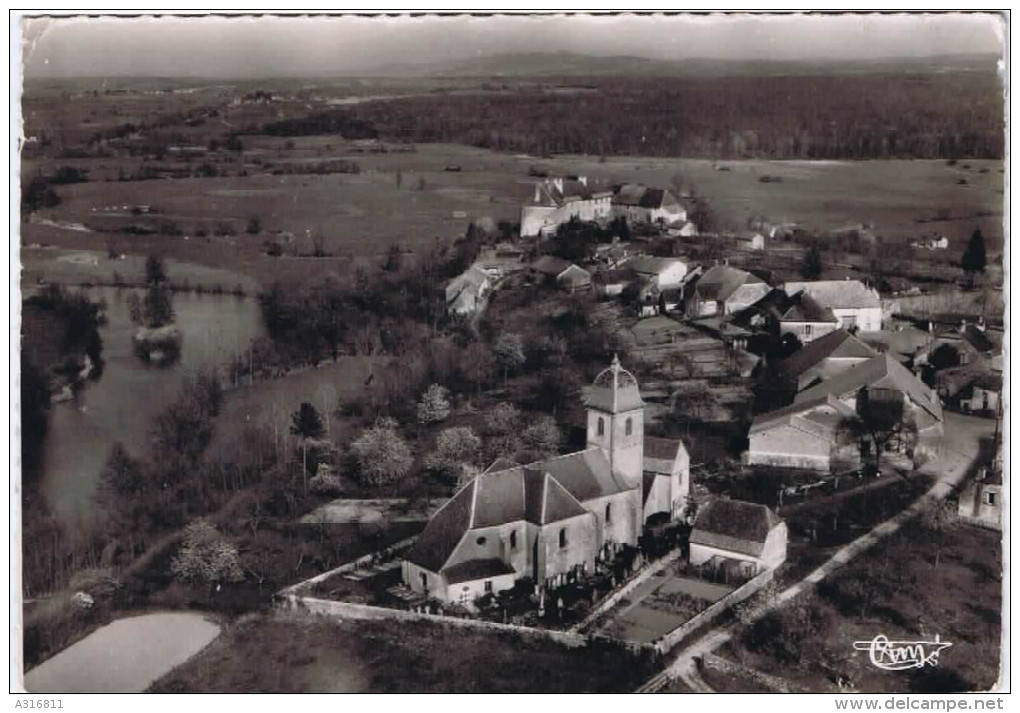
[510,530,517,550]
[625,417,633,436]
[559,528,567,548]
[605,503,612,524]
[476,536,487,546]
[597,417,605,436]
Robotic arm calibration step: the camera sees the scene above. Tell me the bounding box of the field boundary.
[652,567,775,655]
[571,548,684,634]
[279,593,594,648]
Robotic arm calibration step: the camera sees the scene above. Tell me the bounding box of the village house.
[402,357,690,605]
[782,279,883,333]
[747,353,944,471]
[858,326,934,370]
[611,184,687,226]
[957,466,1002,530]
[530,255,592,292]
[445,265,492,316]
[594,267,637,298]
[689,499,787,578]
[912,234,950,250]
[520,176,613,238]
[474,243,526,278]
[778,290,840,343]
[936,368,1002,415]
[775,328,879,394]
[736,231,766,251]
[688,264,770,318]
[623,255,689,290]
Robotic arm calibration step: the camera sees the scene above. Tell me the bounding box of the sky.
[19,12,1006,79]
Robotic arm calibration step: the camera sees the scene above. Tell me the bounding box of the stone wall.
[280,535,419,596]
[653,567,776,655]
[280,594,590,648]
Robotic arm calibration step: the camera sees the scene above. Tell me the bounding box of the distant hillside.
[372,50,1001,78]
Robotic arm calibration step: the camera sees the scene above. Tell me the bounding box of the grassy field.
[209,356,386,461]
[724,519,1002,693]
[150,612,660,693]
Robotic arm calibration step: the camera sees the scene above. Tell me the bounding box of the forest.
[295,72,1004,160]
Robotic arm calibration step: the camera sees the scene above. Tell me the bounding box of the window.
[986,491,998,506]
[842,315,858,330]
[597,417,605,436]
[476,536,487,546]
[510,530,517,550]
[559,528,567,549]
[605,503,612,524]
[420,573,428,590]
[484,580,493,593]
[804,324,813,337]
[625,417,633,436]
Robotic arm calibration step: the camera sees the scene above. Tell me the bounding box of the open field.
[150,612,660,693]
[209,355,387,461]
[723,519,1002,693]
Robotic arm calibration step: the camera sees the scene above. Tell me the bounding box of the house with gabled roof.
[612,184,687,226]
[776,328,878,393]
[403,356,689,605]
[530,255,591,292]
[520,176,613,237]
[783,279,883,332]
[688,264,770,318]
[748,352,945,471]
[690,499,787,575]
[445,265,492,315]
[624,255,689,290]
[779,290,840,343]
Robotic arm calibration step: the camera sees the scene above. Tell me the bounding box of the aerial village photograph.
[12,10,1008,699]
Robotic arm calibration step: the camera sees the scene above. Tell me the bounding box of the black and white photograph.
[11,10,1008,697]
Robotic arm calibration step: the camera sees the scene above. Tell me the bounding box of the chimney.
[534,184,541,202]
[578,175,587,186]
[553,177,564,194]
[928,321,934,333]
[960,319,968,334]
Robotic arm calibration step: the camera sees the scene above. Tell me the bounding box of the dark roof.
[644,436,684,461]
[406,480,475,572]
[585,358,645,413]
[443,558,515,584]
[795,353,943,421]
[777,329,877,380]
[407,447,631,574]
[962,324,995,354]
[690,499,783,558]
[696,264,765,303]
[781,291,838,323]
[532,255,573,277]
[638,187,665,209]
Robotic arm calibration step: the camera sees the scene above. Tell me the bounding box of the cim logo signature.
[853,634,952,671]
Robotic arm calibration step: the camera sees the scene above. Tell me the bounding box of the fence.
[279,593,590,648]
[571,548,685,634]
[652,566,776,655]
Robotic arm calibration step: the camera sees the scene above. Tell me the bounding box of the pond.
[38,286,265,528]
[22,612,221,692]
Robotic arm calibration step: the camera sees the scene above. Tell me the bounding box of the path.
[638,413,993,693]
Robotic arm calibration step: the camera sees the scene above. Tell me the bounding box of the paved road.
[639,412,995,693]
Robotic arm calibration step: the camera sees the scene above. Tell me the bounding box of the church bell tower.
[585,355,645,489]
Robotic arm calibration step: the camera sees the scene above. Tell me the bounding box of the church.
[401,356,690,606]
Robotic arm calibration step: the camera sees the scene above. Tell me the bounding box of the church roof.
[586,355,645,413]
[406,447,630,575]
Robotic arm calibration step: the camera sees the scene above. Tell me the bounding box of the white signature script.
[853,634,952,671]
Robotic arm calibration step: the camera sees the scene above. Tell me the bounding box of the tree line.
[331,72,1003,160]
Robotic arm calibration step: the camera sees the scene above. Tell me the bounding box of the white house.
[736,231,766,251]
[623,256,689,290]
[778,290,840,343]
[783,279,883,333]
[689,264,770,318]
[689,499,787,575]
[445,265,492,315]
[520,176,613,238]
[612,184,687,226]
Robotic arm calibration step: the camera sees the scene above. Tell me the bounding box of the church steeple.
[585,356,644,489]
